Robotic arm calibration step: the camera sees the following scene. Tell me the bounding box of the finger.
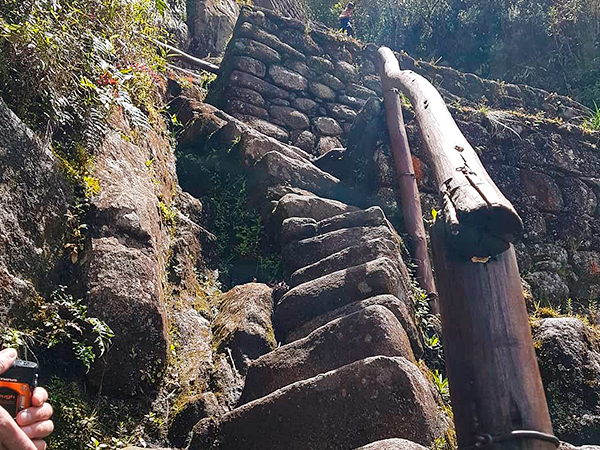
[32,440,46,450]
[31,389,48,407]
[16,404,53,427]
[0,409,36,450]
[0,349,17,374]
[20,420,54,440]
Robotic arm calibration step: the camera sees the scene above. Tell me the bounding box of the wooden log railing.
[377,47,558,450]
[376,52,438,313]
[378,47,522,259]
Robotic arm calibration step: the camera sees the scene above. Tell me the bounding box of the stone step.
[275,257,403,338]
[286,294,423,359]
[240,305,414,404]
[189,356,443,450]
[272,193,359,225]
[354,439,428,450]
[280,206,388,245]
[283,224,397,274]
[250,150,342,200]
[289,237,401,287]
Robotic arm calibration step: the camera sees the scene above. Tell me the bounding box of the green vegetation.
[303,0,600,108]
[0,0,169,137]
[45,376,147,450]
[176,141,283,288]
[1,287,114,372]
[583,101,600,131]
[412,284,445,373]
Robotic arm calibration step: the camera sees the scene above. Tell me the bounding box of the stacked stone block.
[208,6,381,156]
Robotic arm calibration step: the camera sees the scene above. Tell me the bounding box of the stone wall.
[207,6,381,156]
[208,6,587,157]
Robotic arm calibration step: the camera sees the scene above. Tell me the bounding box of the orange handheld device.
[0,359,38,418]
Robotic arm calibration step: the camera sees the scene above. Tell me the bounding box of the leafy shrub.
[1,287,114,372]
[0,0,169,139]
[176,143,283,287]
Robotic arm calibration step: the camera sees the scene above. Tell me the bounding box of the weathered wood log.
[431,220,556,450]
[151,38,221,74]
[378,47,523,259]
[377,55,438,312]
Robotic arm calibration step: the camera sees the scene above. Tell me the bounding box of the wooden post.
[378,47,522,259]
[431,221,557,450]
[377,51,438,313]
[378,47,557,450]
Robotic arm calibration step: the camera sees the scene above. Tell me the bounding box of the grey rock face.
[335,60,359,82]
[187,0,239,57]
[168,392,223,448]
[232,114,290,141]
[251,151,342,199]
[231,55,267,78]
[292,98,318,113]
[525,271,570,303]
[84,125,176,395]
[309,56,334,74]
[230,37,281,63]
[0,98,69,321]
[327,103,358,121]
[237,125,310,166]
[213,283,276,372]
[269,65,308,91]
[241,305,414,403]
[276,257,403,337]
[533,318,600,445]
[317,136,343,155]
[190,356,443,450]
[280,217,318,245]
[230,70,290,99]
[270,106,310,130]
[309,82,336,100]
[291,130,317,153]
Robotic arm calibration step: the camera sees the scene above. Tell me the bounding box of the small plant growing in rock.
[583,101,600,131]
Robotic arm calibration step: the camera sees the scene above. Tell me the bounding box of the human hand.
[0,349,53,450]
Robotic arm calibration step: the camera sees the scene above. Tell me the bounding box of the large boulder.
[272,194,359,225]
[187,0,239,58]
[83,116,177,395]
[533,318,600,444]
[213,283,276,372]
[0,98,69,321]
[240,305,414,403]
[190,356,444,449]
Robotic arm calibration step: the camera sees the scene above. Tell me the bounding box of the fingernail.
[1,348,17,360]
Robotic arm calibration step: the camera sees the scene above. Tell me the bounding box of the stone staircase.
[175,101,448,449]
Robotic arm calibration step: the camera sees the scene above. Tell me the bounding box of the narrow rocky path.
[177,104,448,448]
